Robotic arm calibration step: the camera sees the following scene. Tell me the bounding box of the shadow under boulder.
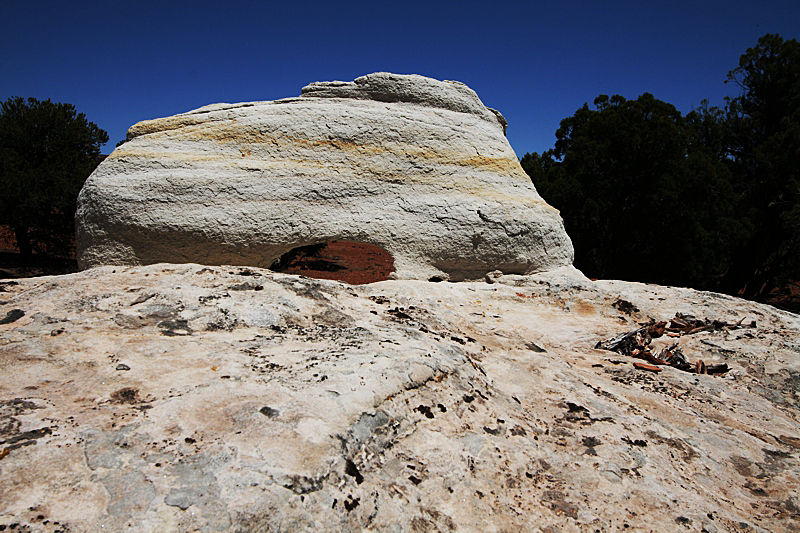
[270,241,395,285]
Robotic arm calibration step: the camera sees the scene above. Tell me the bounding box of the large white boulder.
[76,73,573,280]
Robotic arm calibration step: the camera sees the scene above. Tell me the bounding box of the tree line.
[522,34,799,304]
[0,97,108,259]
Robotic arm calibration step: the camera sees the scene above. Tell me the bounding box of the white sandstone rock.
[1,265,799,531]
[76,73,573,280]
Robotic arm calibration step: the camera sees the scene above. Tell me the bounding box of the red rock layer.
[273,240,394,285]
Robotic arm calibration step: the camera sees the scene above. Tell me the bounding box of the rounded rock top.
[76,73,573,282]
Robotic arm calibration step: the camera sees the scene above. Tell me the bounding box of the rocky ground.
[1,264,799,532]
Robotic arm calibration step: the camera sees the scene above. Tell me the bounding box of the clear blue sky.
[2,0,798,156]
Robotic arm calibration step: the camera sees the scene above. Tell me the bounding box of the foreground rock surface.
[1,265,799,532]
[75,73,573,281]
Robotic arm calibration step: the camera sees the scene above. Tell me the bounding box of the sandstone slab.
[1,265,799,531]
[75,73,573,280]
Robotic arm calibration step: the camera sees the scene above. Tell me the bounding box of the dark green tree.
[522,93,741,288]
[0,97,108,257]
[717,34,800,300]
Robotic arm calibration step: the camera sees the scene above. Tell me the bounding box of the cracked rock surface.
[0,264,799,532]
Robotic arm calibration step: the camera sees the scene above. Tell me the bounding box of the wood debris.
[633,362,662,373]
[666,313,754,336]
[595,312,745,374]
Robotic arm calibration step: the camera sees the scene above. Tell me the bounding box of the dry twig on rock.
[596,313,739,374]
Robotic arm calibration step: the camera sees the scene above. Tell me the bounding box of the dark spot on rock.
[184,437,196,444]
[198,294,226,304]
[510,426,527,436]
[463,394,475,403]
[763,447,791,458]
[388,307,412,320]
[115,364,130,371]
[450,335,465,344]
[1,427,53,451]
[158,319,192,336]
[228,281,263,291]
[345,459,364,484]
[408,475,422,485]
[613,299,639,315]
[259,406,279,418]
[548,499,579,518]
[622,437,647,447]
[282,474,325,494]
[567,402,588,413]
[437,404,446,412]
[0,309,24,325]
[111,388,139,404]
[745,481,768,496]
[525,341,546,352]
[483,426,500,436]
[428,276,445,282]
[0,280,19,292]
[344,496,359,511]
[582,436,603,447]
[331,498,337,509]
[564,402,593,422]
[415,405,434,419]
[675,516,691,525]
